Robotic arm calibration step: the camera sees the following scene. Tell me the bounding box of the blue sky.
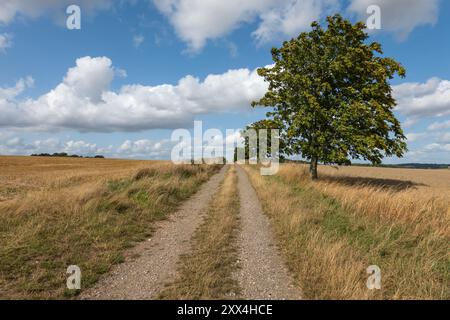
[0,0,449,163]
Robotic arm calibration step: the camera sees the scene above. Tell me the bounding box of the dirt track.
[82,165,301,299]
[235,165,302,300]
[81,166,228,299]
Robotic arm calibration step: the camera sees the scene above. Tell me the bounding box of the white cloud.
[0,33,13,52]
[394,78,450,118]
[63,56,114,103]
[0,56,267,132]
[153,0,271,51]
[405,132,427,143]
[4,136,23,147]
[0,0,112,24]
[153,0,440,51]
[402,117,419,128]
[0,76,34,100]
[133,34,145,48]
[0,134,101,156]
[118,139,173,157]
[28,138,99,155]
[0,133,179,158]
[31,138,60,151]
[348,0,439,40]
[1,0,441,53]
[253,0,339,44]
[63,140,98,154]
[405,131,450,144]
[115,68,127,78]
[438,132,450,144]
[153,0,340,52]
[428,120,450,131]
[0,131,245,159]
[424,143,450,153]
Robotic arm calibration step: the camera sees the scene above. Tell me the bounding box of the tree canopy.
[252,15,407,179]
[240,119,286,163]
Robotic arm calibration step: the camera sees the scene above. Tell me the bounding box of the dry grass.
[315,165,450,191]
[0,156,222,299]
[0,156,156,202]
[160,166,241,299]
[244,164,449,300]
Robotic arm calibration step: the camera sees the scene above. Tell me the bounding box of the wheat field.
[0,156,221,299]
[245,163,450,299]
[1,156,448,299]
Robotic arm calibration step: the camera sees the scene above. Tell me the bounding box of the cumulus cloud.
[402,117,420,129]
[153,0,340,51]
[428,120,450,131]
[64,56,114,103]
[29,138,98,155]
[0,133,98,156]
[253,0,339,44]
[0,76,34,100]
[400,130,450,161]
[153,0,440,51]
[118,139,173,158]
[405,131,450,144]
[0,0,112,24]
[394,78,450,118]
[1,1,441,52]
[0,56,267,132]
[153,0,271,51]
[63,140,98,154]
[348,0,439,40]
[424,143,450,153]
[438,132,450,144]
[406,132,427,143]
[0,132,176,159]
[0,131,245,159]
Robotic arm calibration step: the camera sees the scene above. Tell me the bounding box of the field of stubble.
[0,155,448,300]
[245,163,449,299]
[0,156,221,299]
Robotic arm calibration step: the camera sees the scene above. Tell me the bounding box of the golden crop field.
[0,156,221,299]
[244,163,450,299]
[0,156,156,202]
[1,156,448,300]
[316,165,450,191]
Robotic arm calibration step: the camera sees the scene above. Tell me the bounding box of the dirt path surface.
[235,165,302,300]
[81,165,228,300]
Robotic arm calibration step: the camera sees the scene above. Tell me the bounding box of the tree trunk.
[310,156,318,180]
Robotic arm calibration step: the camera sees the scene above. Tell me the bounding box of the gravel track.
[81,165,228,300]
[235,165,302,300]
[82,164,301,300]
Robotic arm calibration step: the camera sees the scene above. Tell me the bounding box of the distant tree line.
[30,152,105,159]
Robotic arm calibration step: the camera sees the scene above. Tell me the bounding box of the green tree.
[233,146,245,163]
[241,119,286,163]
[252,15,407,180]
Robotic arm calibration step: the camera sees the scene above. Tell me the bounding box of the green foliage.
[252,15,407,176]
[241,119,286,162]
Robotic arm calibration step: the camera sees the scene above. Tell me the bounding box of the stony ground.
[82,165,302,300]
